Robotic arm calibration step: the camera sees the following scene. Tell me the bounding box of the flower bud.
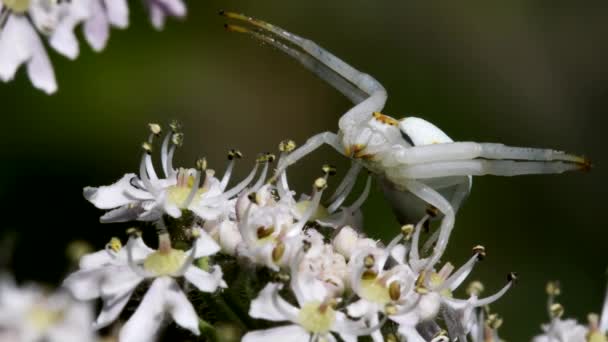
[217,221,242,256]
[332,226,359,259]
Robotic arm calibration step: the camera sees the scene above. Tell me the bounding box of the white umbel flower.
[0,275,95,342]
[0,0,89,93]
[84,125,236,223]
[63,230,225,341]
[244,265,360,342]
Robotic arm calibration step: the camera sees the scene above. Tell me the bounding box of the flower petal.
[0,16,31,81]
[0,16,57,94]
[191,228,220,258]
[83,0,110,51]
[118,279,167,341]
[249,283,298,322]
[164,279,200,335]
[183,265,224,293]
[49,0,90,59]
[119,277,178,341]
[26,38,57,94]
[242,325,310,342]
[100,265,142,298]
[83,174,141,209]
[104,0,129,28]
[62,269,103,300]
[93,286,135,329]
[346,299,372,318]
[100,205,143,223]
[78,249,114,269]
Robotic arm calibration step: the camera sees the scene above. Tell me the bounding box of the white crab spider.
[222,11,590,269]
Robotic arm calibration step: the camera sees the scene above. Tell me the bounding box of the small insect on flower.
[221,11,590,268]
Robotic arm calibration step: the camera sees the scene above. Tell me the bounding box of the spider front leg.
[390,159,585,180]
[391,142,587,166]
[403,179,456,271]
[275,131,343,176]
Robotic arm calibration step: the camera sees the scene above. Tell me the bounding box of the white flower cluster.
[0,122,604,342]
[48,123,517,341]
[0,0,186,94]
[0,275,95,342]
[532,281,608,342]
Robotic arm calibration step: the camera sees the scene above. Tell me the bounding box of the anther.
[546,281,561,297]
[278,139,296,152]
[322,164,337,176]
[487,313,503,329]
[190,228,201,239]
[550,303,564,319]
[196,157,207,171]
[171,133,184,146]
[148,123,162,135]
[415,272,429,294]
[256,226,275,239]
[466,281,485,297]
[272,242,285,262]
[385,303,398,316]
[363,254,375,268]
[302,240,312,252]
[430,330,449,342]
[247,192,258,204]
[169,120,181,132]
[265,153,276,163]
[588,313,600,329]
[256,154,267,163]
[472,245,486,261]
[389,281,401,301]
[385,333,398,342]
[401,224,414,241]
[361,270,377,280]
[274,272,290,283]
[228,149,243,160]
[269,188,280,201]
[142,141,153,154]
[126,227,142,237]
[314,177,328,191]
[106,237,122,252]
[507,272,518,284]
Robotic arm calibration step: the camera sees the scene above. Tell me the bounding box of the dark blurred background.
[1,0,606,339]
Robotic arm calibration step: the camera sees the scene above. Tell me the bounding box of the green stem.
[199,318,217,341]
[214,294,247,331]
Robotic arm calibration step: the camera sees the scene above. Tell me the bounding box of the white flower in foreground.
[84,124,242,223]
[244,261,360,342]
[297,230,348,297]
[332,226,377,260]
[236,175,328,271]
[346,245,416,342]
[145,0,186,30]
[0,0,89,93]
[63,230,225,341]
[0,275,95,342]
